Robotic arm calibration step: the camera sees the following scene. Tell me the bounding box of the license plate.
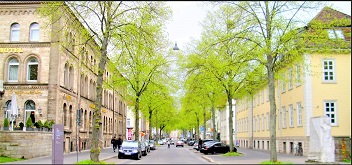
[125,153,131,155]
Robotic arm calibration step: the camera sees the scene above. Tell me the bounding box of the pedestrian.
[198,138,203,151]
[111,136,118,152]
[167,140,170,148]
[117,137,122,150]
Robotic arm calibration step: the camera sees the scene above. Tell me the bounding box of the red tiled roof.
[310,6,351,25]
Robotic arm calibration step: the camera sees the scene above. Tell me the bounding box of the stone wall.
[334,136,351,162]
[0,131,52,159]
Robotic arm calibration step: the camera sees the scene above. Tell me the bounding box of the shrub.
[26,117,33,128]
[48,120,55,129]
[37,120,43,128]
[43,120,49,129]
[3,118,10,127]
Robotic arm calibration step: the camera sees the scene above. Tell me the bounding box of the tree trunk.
[134,97,140,140]
[212,104,216,140]
[268,61,277,162]
[155,109,158,142]
[203,109,206,140]
[228,93,234,152]
[149,110,153,140]
[90,31,109,163]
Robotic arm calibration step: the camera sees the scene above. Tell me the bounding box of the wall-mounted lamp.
[38,107,42,116]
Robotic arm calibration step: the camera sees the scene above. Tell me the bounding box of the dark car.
[140,142,148,156]
[118,140,142,160]
[198,139,217,150]
[148,140,156,150]
[188,140,195,146]
[200,142,236,155]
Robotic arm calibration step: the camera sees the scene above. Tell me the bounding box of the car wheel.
[212,151,216,155]
[118,155,123,159]
[204,152,208,155]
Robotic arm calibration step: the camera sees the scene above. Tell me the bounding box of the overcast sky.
[165,1,352,51]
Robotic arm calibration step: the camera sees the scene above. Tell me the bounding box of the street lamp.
[172,42,179,50]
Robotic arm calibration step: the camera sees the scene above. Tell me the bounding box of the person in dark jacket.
[198,138,203,151]
[117,137,122,150]
[111,136,117,152]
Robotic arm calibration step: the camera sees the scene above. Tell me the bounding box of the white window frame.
[297,102,302,126]
[322,59,336,82]
[295,64,301,87]
[282,107,286,128]
[289,104,294,127]
[8,58,19,82]
[261,90,264,104]
[257,115,260,132]
[266,86,269,102]
[324,101,338,126]
[262,114,264,131]
[327,29,344,40]
[254,118,256,132]
[281,73,286,93]
[29,22,40,41]
[26,57,38,82]
[288,68,293,90]
[266,112,269,130]
[10,23,20,42]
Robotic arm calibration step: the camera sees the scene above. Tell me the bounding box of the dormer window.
[327,29,344,40]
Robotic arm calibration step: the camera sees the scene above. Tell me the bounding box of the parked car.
[199,139,218,149]
[188,140,195,146]
[176,140,184,147]
[140,141,148,156]
[118,140,142,160]
[148,140,156,150]
[158,140,164,145]
[200,142,236,155]
[193,141,198,150]
[170,140,175,145]
[144,141,150,153]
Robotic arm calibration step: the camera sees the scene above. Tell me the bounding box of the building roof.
[309,6,351,26]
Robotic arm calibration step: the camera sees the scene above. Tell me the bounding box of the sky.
[165,1,352,51]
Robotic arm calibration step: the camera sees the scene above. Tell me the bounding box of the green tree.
[38,1,164,161]
[110,2,172,140]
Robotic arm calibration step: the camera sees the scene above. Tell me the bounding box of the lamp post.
[172,42,179,50]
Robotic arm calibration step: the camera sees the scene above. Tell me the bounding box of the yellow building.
[0,1,127,153]
[235,7,351,158]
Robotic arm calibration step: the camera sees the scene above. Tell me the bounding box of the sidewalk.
[3,147,118,164]
[193,147,349,164]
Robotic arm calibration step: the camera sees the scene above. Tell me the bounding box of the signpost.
[52,124,64,164]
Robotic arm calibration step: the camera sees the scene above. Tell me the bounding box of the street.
[107,144,212,164]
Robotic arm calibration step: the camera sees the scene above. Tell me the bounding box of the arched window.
[5,100,12,119]
[63,103,67,127]
[8,58,19,82]
[25,100,36,124]
[27,57,38,81]
[69,66,73,90]
[64,63,68,87]
[29,22,40,41]
[10,23,20,42]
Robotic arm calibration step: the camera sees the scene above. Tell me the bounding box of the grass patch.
[75,159,114,164]
[222,152,243,156]
[343,159,351,163]
[0,156,26,163]
[260,160,293,164]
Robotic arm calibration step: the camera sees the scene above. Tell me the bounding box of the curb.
[101,155,117,161]
[201,155,217,164]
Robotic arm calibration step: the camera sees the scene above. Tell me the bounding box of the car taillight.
[205,146,208,150]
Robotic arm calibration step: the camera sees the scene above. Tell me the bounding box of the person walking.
[198,138,203,151]
[117,137,122,150]
[111,136,118,152]
[167,140,170,148]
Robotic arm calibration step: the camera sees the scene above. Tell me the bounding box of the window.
[297,102,302,126]
[64,63,68,87]
[127,118,131,127]
[257,115,260,131]
[281,73,286,93]
[323,59,335,82]
[261,90,264,104]
[25,100,36,124]
[282,107,286,128]
[327,29,344,40]
[266,86,269,102]
[5,101,12,119]
[254,118,256,131]
[289,104,294,127]
[8,58,19,82]
[288,69,293,90]
[29,23,40,41]
[266,112,269,130]
[324,101,337,126]
[27,57,38,81]
[10,23,20,41]
[262,114,264,130]
[295,64,301,86]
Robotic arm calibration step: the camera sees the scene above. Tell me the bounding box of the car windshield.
[122,141,138,147]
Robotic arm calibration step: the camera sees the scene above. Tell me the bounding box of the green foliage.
[26,117,33,128]
[37,120,43,128]
[3,118,10,127]
[260,161,293,164]
[48,120,55,129]
[74,159,110,164]
[0,156,26,163]
[222,152,242,156]
[43,120,49,129]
